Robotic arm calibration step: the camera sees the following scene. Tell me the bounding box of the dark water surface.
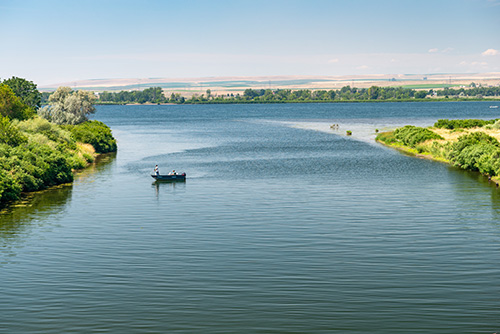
[1,102,500,333]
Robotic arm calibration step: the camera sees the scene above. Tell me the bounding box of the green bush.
[0,115,27,146]
[476,146,500,176]
[393,126,443,148]
[67,120,117,153]
[434,119,497,129]
[448,132,500,175]
[16,117,72,144]
[0,168,22,202]
[450,131,499,156]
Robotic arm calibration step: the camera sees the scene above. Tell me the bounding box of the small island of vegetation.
[0,77,117,208]
[376,118,500,184]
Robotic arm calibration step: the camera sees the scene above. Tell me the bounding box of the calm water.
[1,102,500,333]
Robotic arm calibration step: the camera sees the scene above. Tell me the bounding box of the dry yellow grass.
[76,142,96,161]
[431,127,500,142]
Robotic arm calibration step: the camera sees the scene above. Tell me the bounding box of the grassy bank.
[0,116,117,207]
[376,119,500,185]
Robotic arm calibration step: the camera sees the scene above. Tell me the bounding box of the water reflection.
[0,153,116,264]
[490,184,500,219]
[73,152,117,181]
[448,165,500,223]
[152,180,186,198]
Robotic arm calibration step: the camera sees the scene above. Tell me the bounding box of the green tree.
[368,86,380,99]
[0,84,35,120]
[243,89,258,99]
[414,91,427,99]
[2,76,42,110]
[39,87,96,125]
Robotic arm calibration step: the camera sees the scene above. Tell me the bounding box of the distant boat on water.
[490,105,499,109]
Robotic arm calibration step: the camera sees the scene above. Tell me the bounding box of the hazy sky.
[1,0,499,86]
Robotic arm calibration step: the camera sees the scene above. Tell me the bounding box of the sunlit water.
[1,102,500,333]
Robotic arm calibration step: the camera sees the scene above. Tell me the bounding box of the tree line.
[98,87,167,104]
[91,85,500,105]
[435,86,500,98]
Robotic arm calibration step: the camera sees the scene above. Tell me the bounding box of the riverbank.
[0,117,117,208]
[376,120,500,186]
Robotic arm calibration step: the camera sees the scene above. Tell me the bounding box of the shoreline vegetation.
[376,119,500,186]
[81,85,500,105]
[1,77,117,208]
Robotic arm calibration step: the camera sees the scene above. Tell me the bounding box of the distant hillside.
[40,73,500,97]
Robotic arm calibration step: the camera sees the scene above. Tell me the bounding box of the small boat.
[151,173,186,182]
[490,105,499,109]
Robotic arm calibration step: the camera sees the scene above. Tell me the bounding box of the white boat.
[490,106,499,109]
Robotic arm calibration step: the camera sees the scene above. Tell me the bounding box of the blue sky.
[1,0,499,86]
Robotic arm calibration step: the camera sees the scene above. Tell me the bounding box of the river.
[1,102,500,333]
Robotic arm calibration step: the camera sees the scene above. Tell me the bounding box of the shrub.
[450,132,499,156]
[16,117,72,144]
[0,168,22,202]
[434,119,497,129]
[453,143,495,171]
[0,115,27,146]
[477,147,500,176]
[393,125,443,148]
[448,132,500,174]
[67,120,117,153]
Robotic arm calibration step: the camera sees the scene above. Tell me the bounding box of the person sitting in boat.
[154,165,159,175]
[168,169,177,175]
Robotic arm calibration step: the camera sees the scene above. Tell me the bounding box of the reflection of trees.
[0,152,116,262]
[490,184,500,219]
[73,152,117,180]
[449,166,500,221]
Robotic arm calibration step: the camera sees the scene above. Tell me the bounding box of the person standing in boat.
[154,165,159,175]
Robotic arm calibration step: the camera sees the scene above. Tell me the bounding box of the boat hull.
[151,173,186,182]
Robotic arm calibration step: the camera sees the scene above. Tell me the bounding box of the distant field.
[41,73,500,93]
[401,84,462,89]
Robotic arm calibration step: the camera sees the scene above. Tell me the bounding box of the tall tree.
[0,84,34,120]
[2,76,42,110]
[38,87,96,125]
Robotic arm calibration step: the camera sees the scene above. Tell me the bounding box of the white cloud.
[482,48,499,56]
[328,58,339,63]
[459,61,467,65]
[356,65,369,70]
[428,47,454,54]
